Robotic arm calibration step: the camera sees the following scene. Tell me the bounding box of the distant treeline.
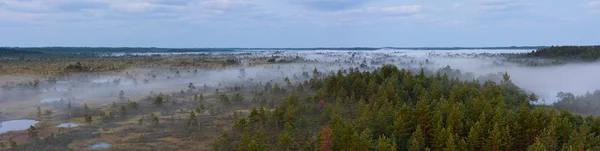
[524,46,600,61]
[0,47,237,54]
[0,46,547,54]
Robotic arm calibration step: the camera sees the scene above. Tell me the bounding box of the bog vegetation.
[1,46,600,151]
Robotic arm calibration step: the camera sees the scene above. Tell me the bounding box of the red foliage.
[215,120,221,127]
[319,125,333,151]
[319,99,325,107]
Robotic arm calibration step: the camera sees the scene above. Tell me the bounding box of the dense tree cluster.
[554,91,600,116]
[213,65,600,151]
[525,46,600,61]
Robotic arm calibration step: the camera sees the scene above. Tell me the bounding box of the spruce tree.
[376,135,397,151]
[486,123,503,151]
[120,104,127,116]
[36,106,41,118]
[408,125,425,151]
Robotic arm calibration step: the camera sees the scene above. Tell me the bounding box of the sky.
[0,0,599,48]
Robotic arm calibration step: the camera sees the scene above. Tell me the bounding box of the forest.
[212,65,599,151]
[0,46,545,54]
[524,46,600,61]
[1,47,600,151]
[553,91,600,116]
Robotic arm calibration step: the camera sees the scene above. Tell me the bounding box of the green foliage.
[129,101,139,109]
[212,65,600,150]
[247,140,266,151]
[154,96,164,106]
[187,111,197,127]
[408,125,425,151]
[119,105,127,116]
[9,138,17,148]
[527,138,547,151]
[375,135,397,151]
[27,125,38,140]
[36,106,41,118]
[151,113,160,124]
[278,133,292,150]
[65,62,88,72]
[138,117,144,125]
[84,113,92,125]
[554,91,600,116]
[220,94,230,105]
[233,93,244,103]
[525,45,600,61]
[119,90,125,99]
[188,82,196,92]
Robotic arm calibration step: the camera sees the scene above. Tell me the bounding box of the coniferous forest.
[525,46,600,61]
[2,47,600,151]
[213,65,599,151]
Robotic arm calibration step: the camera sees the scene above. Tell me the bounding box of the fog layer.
[1,49,597,107]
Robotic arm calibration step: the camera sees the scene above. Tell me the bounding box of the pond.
[88,142,111,150]
[0,119,38,134]
[57,122,80,128]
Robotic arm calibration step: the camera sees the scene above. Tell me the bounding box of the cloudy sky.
[1,0,599,47]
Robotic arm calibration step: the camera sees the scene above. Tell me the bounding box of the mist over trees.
[3,46,600,150]
[213,65,600,151]
[554,91,600,116]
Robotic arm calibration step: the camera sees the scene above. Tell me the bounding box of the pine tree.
[538,123,557,150]
[188,82,196,92]
[188,111,197,127]
[467,121,483,151]
[151,113,159,124]
[502,125,513,151]
[391,106,413,149]
[432,111,447,150]
[220,94,230,105]
[138,116,144,125]
[119,90,125,100]
[517,103,530,149]
[36,106,41,118]
[84,113,92,125]
[27,125,38,140]
[486,123,503,151]
[356,128,373,151]
[84,103,90,114]
[444,132,457,151]
[154,95,164,106]
[278,132,292,151]
[527,138,546,151]
[119,104,127,116]
[415,96,431,144]
[67,100,72,117]
[376,135,397,151]
[408,125,425,151]
[247,140,264,151]
[129,101,139,110]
